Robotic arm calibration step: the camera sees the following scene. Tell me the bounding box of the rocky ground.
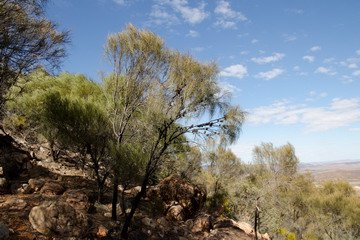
[0,132,269,240]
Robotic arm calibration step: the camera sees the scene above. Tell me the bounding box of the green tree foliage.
[6,71,111,202]
[196,142,244,217]
[108,25,246,238]
[103,24,169,220]
[42,92,111,202]
[0,0,68,116]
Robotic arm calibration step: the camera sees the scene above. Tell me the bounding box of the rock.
[0,222,9,240]
[166,205,185,221]
[96,225,108,238]
[192,214,212,233]
[10,183,32,194]
[157,175,206,219]
[261,233,271,240]
[5,198,28,210]
[28,178,45,192]
[237,221,253,235]
[62,189,90,212]
[141,217,153,227]
[157,217,169,229]
[40,181,65,195]
[204,228,251,240]
[0,178,8,193]
[29,201,88,237]
[104,212,112,218]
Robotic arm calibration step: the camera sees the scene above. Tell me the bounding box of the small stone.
[96,225,108,238]
[104,212,112,218]
[141,217,153,227]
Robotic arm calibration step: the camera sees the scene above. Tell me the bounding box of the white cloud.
[324,58,335,63]
[310,46,321,52]
[315,66,337,75]
[255,68,284,80]
[349,128,360,132]
[353,70,360,76]
[191,47,204,52]
[342,75,354,84]
[214,0,247,29]
[214,20,236,29]
[150,5,179,25]
[282,33,297,42]
[218,81,241,97]
[157,0,208,24]
[220,64,248,79]
[285,8,304,15]
[186,30,199,37]
[251,53,285,64]
[215,0,247,20]
[303,55,315,63]
[356,49,360,55]
[247,98,360,132]
[306,91,327,101]
[113,0,126,5]
[251,39,258,44]
[293,66,300,71]
[348,63,358,69]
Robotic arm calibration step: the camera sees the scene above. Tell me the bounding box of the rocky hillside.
[0,132,269,240]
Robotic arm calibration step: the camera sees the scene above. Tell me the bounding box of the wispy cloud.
[353,70,360,76]
[356,49,360,55]
[282,33,297,42]
[247,98,360,132]
[348,63,358,69]
[214,0,247,29]
[251,39,258,44]
[285,8,304,15]
[218,81,241,97]
[315,66,337,75]
[156,0,208,25]
[255,68,284,80]
[186,30,199,37]
[310,46,321,52]
[251,53,285,64]
[342,75,354,84]
[220,64,248,79]
[303,55,315,63]
[306,91,327,101]
[113,0,126,6]
[149,5,179,25]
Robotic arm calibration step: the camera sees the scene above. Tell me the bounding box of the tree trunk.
[121,174,149,239]
[112,173,119,220]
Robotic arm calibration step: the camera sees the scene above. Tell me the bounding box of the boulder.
[166,205,185,221]
[0,222,9,240]
[29,201,88,237]
[191,214,212,233]
[40,181,65,195]
[62,189,90,212]
[157,175,206,220]
[28,178,45,192]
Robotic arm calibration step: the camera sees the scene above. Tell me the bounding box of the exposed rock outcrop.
[28,201,88,237]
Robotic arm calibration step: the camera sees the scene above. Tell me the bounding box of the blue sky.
[46,0,360,163]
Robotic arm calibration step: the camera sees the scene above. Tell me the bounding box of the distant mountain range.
[299,159,360,194]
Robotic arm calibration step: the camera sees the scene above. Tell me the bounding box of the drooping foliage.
[0,0,69,116]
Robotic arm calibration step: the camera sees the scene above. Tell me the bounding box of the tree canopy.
[0,0,68,116]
